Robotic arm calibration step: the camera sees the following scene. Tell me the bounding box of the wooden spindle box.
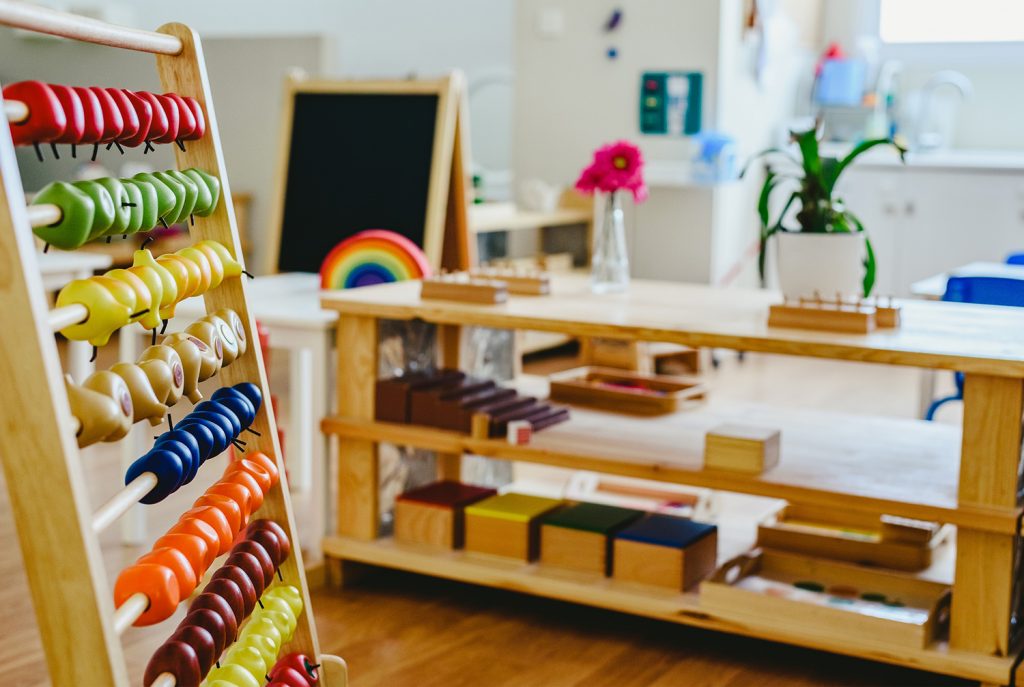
[539,502,644,575]
[464,492,563,561]
[394,481,497,549]
[612,514,718,590]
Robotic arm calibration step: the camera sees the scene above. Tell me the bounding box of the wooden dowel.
[27,203,61,228]
[47,303,88,331]
[4,98,28,123]
[111,592,148,635]
[0,3,182,55]
[91,472,158,534]
[151,674,176,687]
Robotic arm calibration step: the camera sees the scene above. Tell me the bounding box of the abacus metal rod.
[3,99,27,123]
[27,203,60,228]
[111,592,148,635]
[46,303,88,331]
[90,472,158,534]
[0,2,183,55]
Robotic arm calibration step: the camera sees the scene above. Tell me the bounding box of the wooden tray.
[700,549,950,649]
[548,366,705,415]
[757,503,950,571]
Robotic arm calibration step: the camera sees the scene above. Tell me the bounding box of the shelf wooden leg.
[437,323,463,481]
[324,555,372,589]
[336,315,379,540]
[950,374,1024,655]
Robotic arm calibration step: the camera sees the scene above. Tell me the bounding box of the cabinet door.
[896,171,1024,293]
[833,169,902,296]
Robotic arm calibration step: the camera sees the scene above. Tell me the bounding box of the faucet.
[913,70,973,151]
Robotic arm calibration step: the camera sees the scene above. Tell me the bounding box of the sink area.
[819,143,1024,172]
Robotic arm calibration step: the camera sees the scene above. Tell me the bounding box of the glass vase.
[591,190,630,293]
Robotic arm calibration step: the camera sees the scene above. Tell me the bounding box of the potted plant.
[744,127,906,299]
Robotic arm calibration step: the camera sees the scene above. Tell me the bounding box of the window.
[879,0,1024,44]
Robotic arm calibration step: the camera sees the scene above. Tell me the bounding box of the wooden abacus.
[0,5,345,685]
[768,292,902,334]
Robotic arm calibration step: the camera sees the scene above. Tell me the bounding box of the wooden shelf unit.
[0,5,345,685]
[320,274,1024,684]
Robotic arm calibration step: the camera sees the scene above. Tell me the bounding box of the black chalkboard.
[276,91,440,273]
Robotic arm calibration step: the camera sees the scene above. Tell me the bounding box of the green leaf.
[739,147,801,179]
[756,170,779,229]
[825,137,908,194]
[792,128,821,178]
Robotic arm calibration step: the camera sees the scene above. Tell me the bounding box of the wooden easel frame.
[0,5,344,685]
[265,72,472,274]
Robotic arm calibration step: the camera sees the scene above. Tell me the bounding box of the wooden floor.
[0,342,971,685]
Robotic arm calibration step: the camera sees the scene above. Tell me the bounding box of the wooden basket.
[548,366,705,415]
[700,549,950,649]
[757,503,949,571]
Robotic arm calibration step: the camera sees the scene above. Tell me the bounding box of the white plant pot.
[776,232,866,300]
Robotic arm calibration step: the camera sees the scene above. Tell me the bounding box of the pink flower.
[573,139,647,203]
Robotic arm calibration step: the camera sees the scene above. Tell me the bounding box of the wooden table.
[320,274,1024,684]
[911,261,1024,300]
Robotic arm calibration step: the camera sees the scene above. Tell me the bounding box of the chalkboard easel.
[266,73,472,274]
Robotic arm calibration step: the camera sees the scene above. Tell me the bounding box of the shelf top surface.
[320,274,1024,375]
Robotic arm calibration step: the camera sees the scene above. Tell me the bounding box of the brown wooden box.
[756,503,947,571]
[612,514,718,590]
[549,366,705,416]
[394,481,497,549]
[463,493,564,561]
[700,549,950,650]
[704,423,780,474]
[539,502,644,576]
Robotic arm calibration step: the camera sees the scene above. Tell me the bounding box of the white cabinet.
[835,166,1024,296]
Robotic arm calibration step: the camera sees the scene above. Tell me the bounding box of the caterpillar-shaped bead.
[67,309,248,447]
[31,168,220,250]
[55,240,243,346]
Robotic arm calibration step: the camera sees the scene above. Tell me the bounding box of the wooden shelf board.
[323,535,1010,684]
[322,398,1018,534]
[319,275,1024,377]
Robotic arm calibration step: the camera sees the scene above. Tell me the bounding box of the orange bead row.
[113,452,279,626]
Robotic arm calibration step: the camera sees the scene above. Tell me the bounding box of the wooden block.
[394,480,497,549]
[704,423,780,474]
[410,376,492,427]
[875,305,901,328]
[421,275,508,304]
[464,492,563,561]
[407,372,473,426]
[375,370,463,424]
[468,268,551,295]
[540,502,643,575]
[768,303,876,334]
[442,387,516,432]
[879,515,941,545]
[612,514,718,590]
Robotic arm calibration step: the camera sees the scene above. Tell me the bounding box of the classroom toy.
[703,423,780,474]
[375,368,569,437]
[756,503,948,571]
[700,549,950,650]
[52,240,243,346]
[30,167,221,249]
[612,514,717,590]
[3,80,206,160]
[420,272,509,304]
[548,366,706,416]
[67,309,247,447]
[319,228,432,290]
[539,502,643,575]
[267,653,321,685]
[467,267,552,295]
[506,419,531,445]
[464,492,563,561]
[768,294,902,334]
[394,480,497,549]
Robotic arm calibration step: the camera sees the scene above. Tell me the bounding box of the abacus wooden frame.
[264,73,471,274]
[0,6,343,685]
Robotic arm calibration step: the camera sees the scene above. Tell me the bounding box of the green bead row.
[31,167,221,250]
